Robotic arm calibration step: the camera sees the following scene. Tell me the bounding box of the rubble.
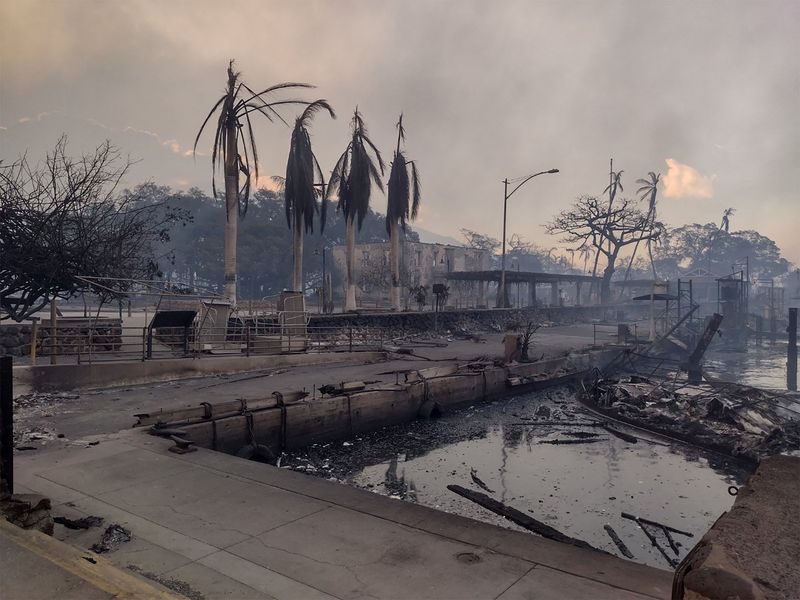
[90,523,132,553]
[12,391,80,448]
[1,493,54,535]
[581,373,800,462]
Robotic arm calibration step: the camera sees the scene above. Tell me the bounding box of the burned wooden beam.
[686,313,723,384]
[621,512,694,538]
[539,438,606,445]
[603,524,634,559]
[603,425,638,444]
[447,484,605,553]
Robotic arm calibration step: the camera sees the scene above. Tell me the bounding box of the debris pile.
[12,392,78,449]
[583,374,800,462]
[1,494,54,534]
[90,524,132,553]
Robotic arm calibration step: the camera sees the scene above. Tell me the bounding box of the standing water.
[282,386,750,569]
[705,340,790,389]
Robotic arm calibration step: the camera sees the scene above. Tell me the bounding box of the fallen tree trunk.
[447,485,605,553]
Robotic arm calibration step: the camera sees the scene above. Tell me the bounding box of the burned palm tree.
[386,114,421,311]
[280,100,336,294]
[328,108,385,311]
[624,171,661,280]
[720,207,735,232]
[194,60,311,302]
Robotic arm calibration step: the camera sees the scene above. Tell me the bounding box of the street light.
[497,168,559,308]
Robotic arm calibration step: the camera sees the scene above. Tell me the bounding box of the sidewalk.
[12,429,672,600]
[0,514,177,600]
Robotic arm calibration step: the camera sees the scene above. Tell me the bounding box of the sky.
[1,0,798,263]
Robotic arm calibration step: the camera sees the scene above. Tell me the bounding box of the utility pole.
[788,308,797,391]
[498,178,509,308]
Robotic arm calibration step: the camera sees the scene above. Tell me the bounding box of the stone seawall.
[306,304,647,333]
[0,319,122,357]
[0,324,33,357]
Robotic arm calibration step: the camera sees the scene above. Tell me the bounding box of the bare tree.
[0,137,186,321]
[546,196,659,302]
[461,229,500,254]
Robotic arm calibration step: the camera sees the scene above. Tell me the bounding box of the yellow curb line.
[0,518,180,599]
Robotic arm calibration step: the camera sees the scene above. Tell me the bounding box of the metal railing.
[27,323,390,364]
[592,322,640,346]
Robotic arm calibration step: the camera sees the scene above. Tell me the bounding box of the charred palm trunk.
[390,219,401,310]
[292,219,303,292]
[601,253,617,304]
[223,120,238,304]
[345,216,357,311]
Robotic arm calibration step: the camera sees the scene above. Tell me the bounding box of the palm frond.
[332,108,385,231]
[194,61,316,219]
[283,98,334,234]
[386,114,421,233]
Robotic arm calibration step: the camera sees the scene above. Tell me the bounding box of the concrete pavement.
[12,429,672,600]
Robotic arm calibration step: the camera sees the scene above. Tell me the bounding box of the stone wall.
[0,324,33,357]
[304,305,647,334]
[0,318,123,357]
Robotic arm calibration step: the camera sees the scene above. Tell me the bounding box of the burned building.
[330,242,491,308]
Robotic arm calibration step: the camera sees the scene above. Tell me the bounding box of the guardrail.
[27,324,391,364]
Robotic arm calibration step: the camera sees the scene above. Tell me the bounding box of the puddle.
[281,386,750,569]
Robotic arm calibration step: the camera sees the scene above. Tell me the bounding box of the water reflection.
[283,386,751,569]
[706,340,789,389]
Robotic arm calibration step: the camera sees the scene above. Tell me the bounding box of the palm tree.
[720,207,735,232]
[624,171,661,280]
[281,100,336,294]
[194,60,311,303]
[328,108,386,311]
[386,114,421,311]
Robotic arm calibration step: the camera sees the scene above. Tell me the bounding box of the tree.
[654,223,791,280]
[386,114,421,310]
[281,100,336,293]
[194,59,311,303]
[461,229,500,255]
[0,138,186,321]
[328,108,386,311]
[546,196,659,302]
[590,163,623,283]
[624,171,661,280]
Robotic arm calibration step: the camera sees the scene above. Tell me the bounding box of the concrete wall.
[174,348,622,457]
[673,455,799,600]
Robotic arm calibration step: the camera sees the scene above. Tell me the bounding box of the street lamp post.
[497,169,559,308]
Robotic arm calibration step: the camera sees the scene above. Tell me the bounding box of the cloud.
[662,158,714,199]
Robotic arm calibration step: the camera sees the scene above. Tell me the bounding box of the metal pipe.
[0,356,13,495]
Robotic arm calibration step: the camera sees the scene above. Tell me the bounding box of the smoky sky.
[1,0,798,261]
